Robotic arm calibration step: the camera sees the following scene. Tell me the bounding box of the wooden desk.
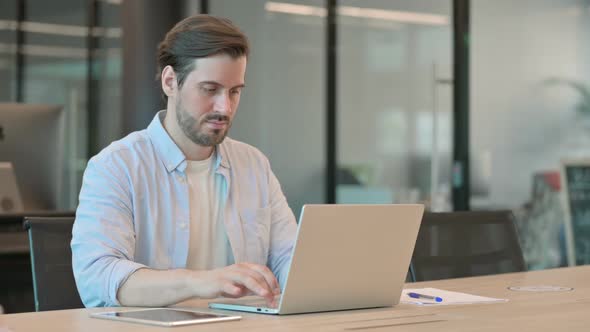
[1,266,589,331]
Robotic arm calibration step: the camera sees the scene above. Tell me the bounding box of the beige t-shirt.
[185,154,234,270]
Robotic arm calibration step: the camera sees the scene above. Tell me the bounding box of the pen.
[408,292,443,302]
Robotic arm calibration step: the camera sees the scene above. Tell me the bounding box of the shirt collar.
[215,139,230,170]
[147,110,230,173]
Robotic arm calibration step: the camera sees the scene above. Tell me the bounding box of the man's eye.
[202,87,217,93]
[230,89,241,95]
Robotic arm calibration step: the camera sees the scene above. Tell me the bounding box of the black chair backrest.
[24,217,83,311]
[411,210,526,282]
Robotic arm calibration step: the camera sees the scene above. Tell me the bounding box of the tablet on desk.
[90,308,241,327]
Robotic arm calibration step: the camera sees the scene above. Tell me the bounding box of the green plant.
[544,78,590,115]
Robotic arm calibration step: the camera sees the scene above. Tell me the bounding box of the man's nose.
[214,92,232,114]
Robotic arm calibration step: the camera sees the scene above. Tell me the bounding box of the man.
[71,15,297,308]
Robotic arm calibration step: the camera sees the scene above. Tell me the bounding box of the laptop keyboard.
[235,295,281,309]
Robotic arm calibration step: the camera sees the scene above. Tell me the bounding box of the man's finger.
[227,271,272,299]
[241,263,280,293]
[221,283,247,298]
[221,282,242,297]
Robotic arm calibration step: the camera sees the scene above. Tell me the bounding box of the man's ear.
[161,65,177,97]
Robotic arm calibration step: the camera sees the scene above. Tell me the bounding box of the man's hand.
[117,263,280,307]
[193,263,280,306]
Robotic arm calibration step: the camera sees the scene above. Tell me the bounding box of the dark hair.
[157,15,249,100]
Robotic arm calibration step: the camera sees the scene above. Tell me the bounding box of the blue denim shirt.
[71,111,297,307]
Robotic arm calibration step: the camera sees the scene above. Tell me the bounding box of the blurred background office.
[1,0,590,310]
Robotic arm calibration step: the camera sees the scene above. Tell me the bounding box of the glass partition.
[336,0,453,210]
[0,0,18,101]
[0,0,123,210]
[471,0,590,269]
[208,0,326,217]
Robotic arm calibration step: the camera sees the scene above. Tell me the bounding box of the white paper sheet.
[401,287,508,306]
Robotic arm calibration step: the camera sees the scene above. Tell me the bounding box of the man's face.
[174,54,246,146]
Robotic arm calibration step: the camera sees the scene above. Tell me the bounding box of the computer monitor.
[0,103,65,211]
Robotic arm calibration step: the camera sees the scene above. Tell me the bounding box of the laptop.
[209,204,424,315]
[0,162,24,213]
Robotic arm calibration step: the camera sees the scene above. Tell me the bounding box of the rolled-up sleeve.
[265,161,297,288]
[71,155,146,307]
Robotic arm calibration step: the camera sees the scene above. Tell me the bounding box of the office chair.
[410,210,526,282]
[24,216,84,311]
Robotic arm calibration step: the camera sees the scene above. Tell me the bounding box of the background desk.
[1,266,589,331]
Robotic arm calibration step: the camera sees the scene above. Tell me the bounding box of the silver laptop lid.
[277,204,424,314]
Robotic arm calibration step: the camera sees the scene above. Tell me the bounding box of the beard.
[175,98,231,146]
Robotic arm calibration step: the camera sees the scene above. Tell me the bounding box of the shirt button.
[177,175,186,183]
[180,223,187,229]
